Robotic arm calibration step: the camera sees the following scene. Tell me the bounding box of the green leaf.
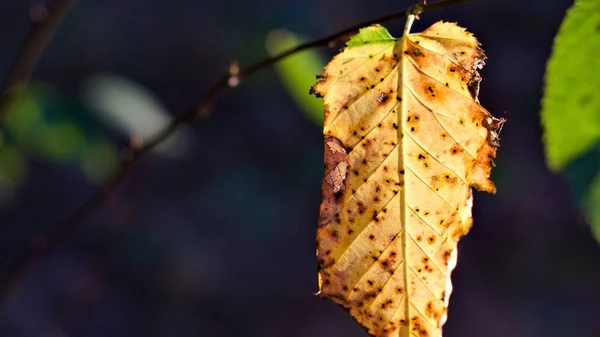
[80,137,118,183]
[0,144,27,209]
[345,25,396,48]
[541,0,600,171]
[563,145,600,242]
[42,121,86,161]
[563,144,600,202]
[584,170,600,242]
[5,85,45,152]
[266,30,326,126]
[0,144,27,184]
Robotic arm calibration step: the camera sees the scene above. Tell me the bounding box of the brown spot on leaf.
[357,201,366,214]
[442,249,453,265]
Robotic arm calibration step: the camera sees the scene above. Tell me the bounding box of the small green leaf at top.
[345,25,396,48]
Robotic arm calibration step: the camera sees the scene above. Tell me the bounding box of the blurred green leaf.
[3,82,120,189]
[563,145,600,205]
[0,144,27,208]
[4,83,87,162]
[80,137,118,183]
[0,144,27,183]
[541,0,600,243]
[5,86,45,152]
[584,171,600,242]
[541,0,600,171]
[42,121,86,161]
[266,30,325,126]
[563,145,600,242]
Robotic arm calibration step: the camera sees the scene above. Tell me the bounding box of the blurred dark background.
[1,0,599,336]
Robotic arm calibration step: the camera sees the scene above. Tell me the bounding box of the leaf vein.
[404,164,456,210]
[402,129,468,186]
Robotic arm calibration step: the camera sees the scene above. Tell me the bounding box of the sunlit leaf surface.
[313,22,503,337]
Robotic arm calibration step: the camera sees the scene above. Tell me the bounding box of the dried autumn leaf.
[313,21,503,337]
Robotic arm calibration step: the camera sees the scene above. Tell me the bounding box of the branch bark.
[0,0,472,306]
[0,0,74,130]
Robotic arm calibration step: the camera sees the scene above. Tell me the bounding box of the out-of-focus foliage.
[266,30,325,126]
[79,137,119,182]
[2,83,119,193]
[541,0,600,242]
[44,121,86,161]
[0,144,26,208]
[585,170,600,241]
[81,73,192,158]
[5,86,47,154]
[6,84,88,162]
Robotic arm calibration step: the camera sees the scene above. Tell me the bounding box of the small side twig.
[0,0,472,306]
[0,0,74,131]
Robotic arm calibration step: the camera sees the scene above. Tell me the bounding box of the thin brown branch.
[0,0,74,130]
[0,0,472,305]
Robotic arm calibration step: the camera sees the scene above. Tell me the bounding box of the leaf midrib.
[399,34,410,336]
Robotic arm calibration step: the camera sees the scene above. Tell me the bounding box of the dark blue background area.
[1,0,600,336]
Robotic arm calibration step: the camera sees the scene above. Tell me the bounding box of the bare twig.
[0,0,472,305]
[0,0,74,130]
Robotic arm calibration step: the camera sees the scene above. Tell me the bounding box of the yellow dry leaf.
[313,21,504,337]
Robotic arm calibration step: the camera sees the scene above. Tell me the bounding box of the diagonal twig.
[0,0,74,131]
[0,0,472,306]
